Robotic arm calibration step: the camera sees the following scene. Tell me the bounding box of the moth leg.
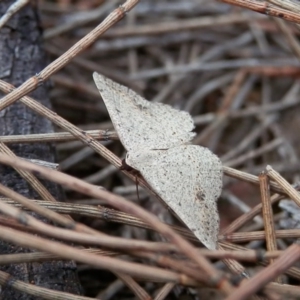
[120,158,134,172]
[119,158,143,201]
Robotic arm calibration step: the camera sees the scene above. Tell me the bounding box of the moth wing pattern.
[93,72,223,249]
[93,72,196,152]
[126,145,223,249]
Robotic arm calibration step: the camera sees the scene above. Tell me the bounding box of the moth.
[93,72,223,249]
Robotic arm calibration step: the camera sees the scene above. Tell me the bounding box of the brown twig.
[0,0,140,111]
[0,153,233,294]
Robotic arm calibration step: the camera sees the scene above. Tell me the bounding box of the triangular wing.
[126,145,223,249]
[93,72,195,152]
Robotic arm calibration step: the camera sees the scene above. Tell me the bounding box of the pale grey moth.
[93,72,223,249]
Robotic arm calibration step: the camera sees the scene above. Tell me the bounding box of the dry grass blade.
[0,130,118,144]
[0,0,140,111]
[115,273,151,300]
[0,224,195,285]
[0,0,29,30]
[268,0,300,14]
[226,244,300,300]
[220,0,300,23]
[223,166,283,193]
[154,283,175,300]
[0,153,233,294]
[0,80,159,200]
[2,0,300,298]
[0,270,93,300]
[266,165,300,205]
[259,171,282,283]
[259,172,277,263]
[220,242,300,281]
[0,248,117,265]
[0,142,57,203]
[0,194,179,253]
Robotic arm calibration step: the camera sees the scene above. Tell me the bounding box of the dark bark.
[0,1,82,298]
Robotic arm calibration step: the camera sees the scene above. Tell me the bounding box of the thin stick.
[0,153,233,294]
[0,143,57,203]
[0,269,93,300]
[225,244,300,300]
[154,283,175,300]
[222,193,285,235]
[259,171,281,282]
[0,225,194,285]
[220,0,300,24]
[223,166,283,194]
[0,0,140,111]
[116,273,151,300]
[0,0,29,30]
[266,165,300,206]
